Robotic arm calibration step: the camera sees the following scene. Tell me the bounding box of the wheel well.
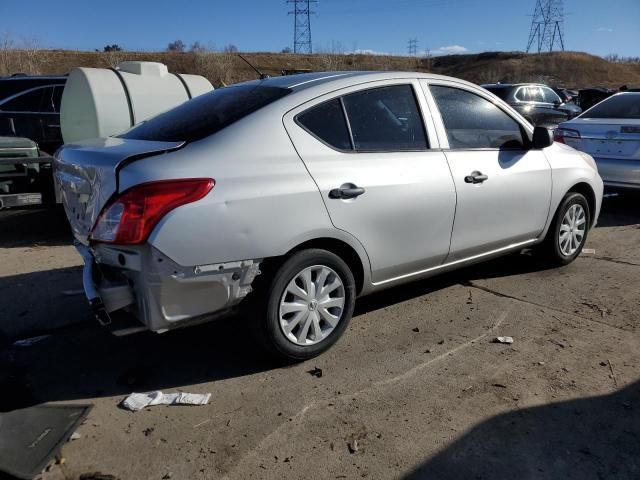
[285,238,366,294]
[568,182,596,225]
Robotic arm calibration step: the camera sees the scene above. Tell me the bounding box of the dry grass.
[1,49,639,89]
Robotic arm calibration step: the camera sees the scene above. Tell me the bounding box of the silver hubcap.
[279,265,346,346]
[559,204,586,256]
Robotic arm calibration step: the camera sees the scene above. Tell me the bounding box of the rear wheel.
[251,249,356,361]
[540,192,590,266]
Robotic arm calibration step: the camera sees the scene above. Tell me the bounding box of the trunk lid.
[54,137,184,244]
[561,118,640,159]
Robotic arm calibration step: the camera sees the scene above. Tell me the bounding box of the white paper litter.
[582,248,596,254]
[494,336,514,344]
[121,391,211,411]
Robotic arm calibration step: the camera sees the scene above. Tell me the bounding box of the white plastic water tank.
[60,61,213,144]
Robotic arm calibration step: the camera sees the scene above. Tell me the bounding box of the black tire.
[540,192,591,266]
[249,249,356,362]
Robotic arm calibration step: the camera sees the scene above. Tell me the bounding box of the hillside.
[1,49,639,89]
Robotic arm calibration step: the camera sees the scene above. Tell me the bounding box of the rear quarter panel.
[118,109,371,273]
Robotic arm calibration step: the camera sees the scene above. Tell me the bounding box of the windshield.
[119,83,292,142]
[582,94,640,119]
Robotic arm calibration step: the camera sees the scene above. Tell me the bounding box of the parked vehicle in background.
[552,87,579,105]
[482,83,582,126]
[556,92,640,190]
[0,75,67,208]
[0,75,67,154]
[55,72,603,361]
[578,88,615,112]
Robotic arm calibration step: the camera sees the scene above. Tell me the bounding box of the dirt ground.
[0,193,639,480]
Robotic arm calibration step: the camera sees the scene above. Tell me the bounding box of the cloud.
[429,45,469,56]
[350,48,389,56]
[597,27,614,32]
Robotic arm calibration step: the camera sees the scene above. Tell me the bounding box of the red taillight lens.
[90,178,214,244]
[553,128,581,144]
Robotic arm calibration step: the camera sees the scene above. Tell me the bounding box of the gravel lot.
[1,193,639,480]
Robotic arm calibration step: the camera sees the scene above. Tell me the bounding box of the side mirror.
[532,125,554,149]
[553,99,562,107]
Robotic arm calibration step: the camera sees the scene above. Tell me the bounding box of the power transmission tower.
[526,0,565,53]
[287,0,317,54]
[408,38,418,56]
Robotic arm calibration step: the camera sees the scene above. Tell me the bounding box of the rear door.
[424,81,552,261]
[284,79,457,284]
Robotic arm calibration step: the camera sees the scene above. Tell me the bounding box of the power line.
[526,0,565,53]
[287,0,318,54]
[408,38,418,56]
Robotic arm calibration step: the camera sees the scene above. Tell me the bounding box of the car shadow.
[0,205,73,248]
[597,191,640,228]
[404,380,640,480]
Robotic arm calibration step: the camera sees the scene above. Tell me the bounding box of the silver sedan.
[556,92,640,190]
[55,72,603,361]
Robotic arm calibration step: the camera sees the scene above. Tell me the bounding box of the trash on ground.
[13,335,50,347]
[582,248,596,254]
[493,336,514,344]
[491,383,508,388]
[412,327,420,333]
[61,289,85,296]
[121,391,211,412]
[70,432,82,441]
[307,367,323,378]
[348,439,359,453]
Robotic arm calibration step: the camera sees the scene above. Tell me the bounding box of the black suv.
[481,83,582,126]
[0,75,67,154]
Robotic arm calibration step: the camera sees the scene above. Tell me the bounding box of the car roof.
[239,71,479,93]
[481,83,551,88]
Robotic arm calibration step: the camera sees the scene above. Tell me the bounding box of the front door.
[284,80,456,284]
[425,82,552,261]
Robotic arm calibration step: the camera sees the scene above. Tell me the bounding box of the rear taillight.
[554,128,581,144]
[90,178,214,244]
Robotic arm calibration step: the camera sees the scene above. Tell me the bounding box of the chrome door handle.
[464,171,488,184]
[329,183,366,199]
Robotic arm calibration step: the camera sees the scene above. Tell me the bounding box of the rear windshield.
[483,87,510,101]
[119,84,291,142]
[582,94,640,119]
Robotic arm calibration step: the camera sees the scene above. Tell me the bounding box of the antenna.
[237,54,270,80]
[526,0,565,53]
[287,0,317,54]
[408,38,418,57]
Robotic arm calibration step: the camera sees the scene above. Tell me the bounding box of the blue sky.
[1,0,638,57]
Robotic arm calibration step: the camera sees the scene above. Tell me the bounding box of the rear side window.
[1,87,47,112]
[120,84,291,142]
[542,87,561,104]
[297,98,352,150]
[431,85,525,150]
[516,86,545,103]
[342,85,427,151]
[582,94,640,119]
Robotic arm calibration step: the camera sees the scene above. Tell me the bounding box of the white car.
[556,92,640,189]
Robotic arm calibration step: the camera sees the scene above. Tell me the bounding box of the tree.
[190,41,207,53]
[167,40,186,52]
[281,47,292,54]
[103,44,122,52]
[223,44,238,53]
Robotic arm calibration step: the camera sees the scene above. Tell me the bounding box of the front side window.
[542,87,561,104]
[296,98,352,150]
[430,85,525,150]
[342,85,428,151]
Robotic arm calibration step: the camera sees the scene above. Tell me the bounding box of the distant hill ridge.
[1,49,638,89]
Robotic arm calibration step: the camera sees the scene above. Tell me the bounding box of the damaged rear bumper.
[75,242,261,332]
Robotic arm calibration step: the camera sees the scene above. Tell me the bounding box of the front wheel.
[540,192,590,266]
[251,249,356,361]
